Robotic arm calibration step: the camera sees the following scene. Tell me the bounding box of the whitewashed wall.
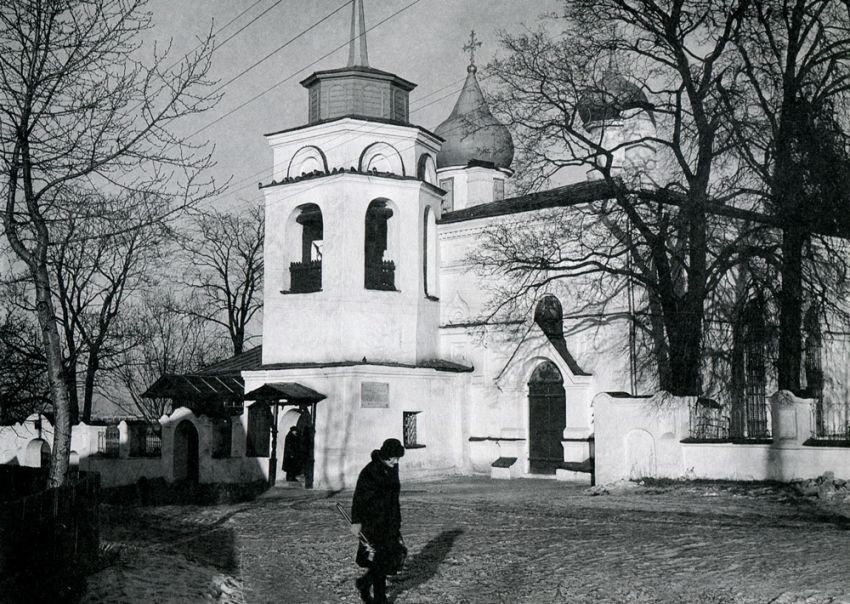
[594,391,850,484]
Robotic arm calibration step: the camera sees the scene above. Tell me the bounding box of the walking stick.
[336,502,375,554]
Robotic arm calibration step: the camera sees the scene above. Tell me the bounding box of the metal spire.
[347,0,369,67]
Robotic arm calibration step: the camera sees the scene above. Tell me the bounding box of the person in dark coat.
[350,438,407,604]
[281,426,302,481]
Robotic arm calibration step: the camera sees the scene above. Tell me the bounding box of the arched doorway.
[528,360,566,474]
[173,420,199,482]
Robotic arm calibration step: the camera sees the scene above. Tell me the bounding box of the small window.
[493,178,505,201]
[212,417,233,459]
[403,411,424,448]
[440,178,454,213]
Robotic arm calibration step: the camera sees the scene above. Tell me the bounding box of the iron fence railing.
[810,398,850,442]
[688,398,730,441]
[98,425,120,457]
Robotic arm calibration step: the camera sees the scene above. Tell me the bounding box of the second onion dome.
[435,48,514,170]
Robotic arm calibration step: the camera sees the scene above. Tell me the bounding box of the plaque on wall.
[361,382,390,408]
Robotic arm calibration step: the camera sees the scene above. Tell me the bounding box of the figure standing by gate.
[350,438,407,604]
[281,426,302,481]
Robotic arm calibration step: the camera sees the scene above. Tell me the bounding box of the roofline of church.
[264,114,443,142]
[197,346,473,375]
[438,179,785,231]
[246,359,474,373]
[259,167,446,197]
[299,65,417,92]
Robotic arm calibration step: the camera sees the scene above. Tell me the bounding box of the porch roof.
[141,373,244,401]
[244,383,327,404]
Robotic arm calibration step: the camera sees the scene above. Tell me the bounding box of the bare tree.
[721,0,850,390]
[0,1,220,486]
[175,205,264,356]
[0,300,49,423]
[51,188,170,423]
[482,0,750,395]
[102,292,230,423]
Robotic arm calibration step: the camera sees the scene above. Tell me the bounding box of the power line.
[215,1,286,52]
[216,71,494,213]
[186,0,424,141]
[215,75,469,207]
[208,1,351,98]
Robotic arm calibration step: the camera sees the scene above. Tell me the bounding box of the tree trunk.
[82,351,100,423]
[646,294,672,391]
[666,308,703,395]
[63,361,80,425]
[778,225,805,391]
[34,264,72,487]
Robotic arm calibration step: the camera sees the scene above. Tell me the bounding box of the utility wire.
[204,69,483,210]
[208,1,351,98]
[186,0,424,141]
[217,71,492,213]
[215,0,286,52]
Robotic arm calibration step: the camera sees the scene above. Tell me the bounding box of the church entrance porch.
[528,360,566,474]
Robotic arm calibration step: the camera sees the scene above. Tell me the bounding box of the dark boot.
[372,573,387,604]
[355,574,372,603]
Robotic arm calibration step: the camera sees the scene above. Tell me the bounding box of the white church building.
[212,4,622,489]
[138,1,849,491]
[6,1,848,491]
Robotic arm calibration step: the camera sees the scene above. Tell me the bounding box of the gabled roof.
[244,383,327,404]
[439,180,618,224]
[199,347,263,375]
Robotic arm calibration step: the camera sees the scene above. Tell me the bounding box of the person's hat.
[379,438,405,459]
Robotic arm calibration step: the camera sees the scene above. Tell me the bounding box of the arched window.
[288,204,323,293]
[534,295,565,341]
[365,199,396,290]
[423,206,438,298]
[287,145,328,178]
[359,142,405,175]
[417,154,437,185]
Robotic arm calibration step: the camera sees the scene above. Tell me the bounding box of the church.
[207,1,639,489]
[61,0,843,491]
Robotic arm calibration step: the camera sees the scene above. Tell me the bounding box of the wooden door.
[528,361,566,474]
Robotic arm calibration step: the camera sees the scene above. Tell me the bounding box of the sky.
[146,0,564,215]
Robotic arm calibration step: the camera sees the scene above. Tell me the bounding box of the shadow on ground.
[389,528,465,603]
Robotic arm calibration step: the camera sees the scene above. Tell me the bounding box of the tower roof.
[299,0,416,124]
[576,71,654,126]
[434,32,514,170]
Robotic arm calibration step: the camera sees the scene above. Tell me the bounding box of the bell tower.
[260,0,444,366]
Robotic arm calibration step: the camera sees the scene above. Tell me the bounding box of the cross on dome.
[463,29,482,72]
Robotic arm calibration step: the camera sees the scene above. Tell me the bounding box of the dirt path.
[83,478,850,603]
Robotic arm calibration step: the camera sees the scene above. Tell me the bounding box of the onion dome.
[576,71,654,126]
[435,63,514,170]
